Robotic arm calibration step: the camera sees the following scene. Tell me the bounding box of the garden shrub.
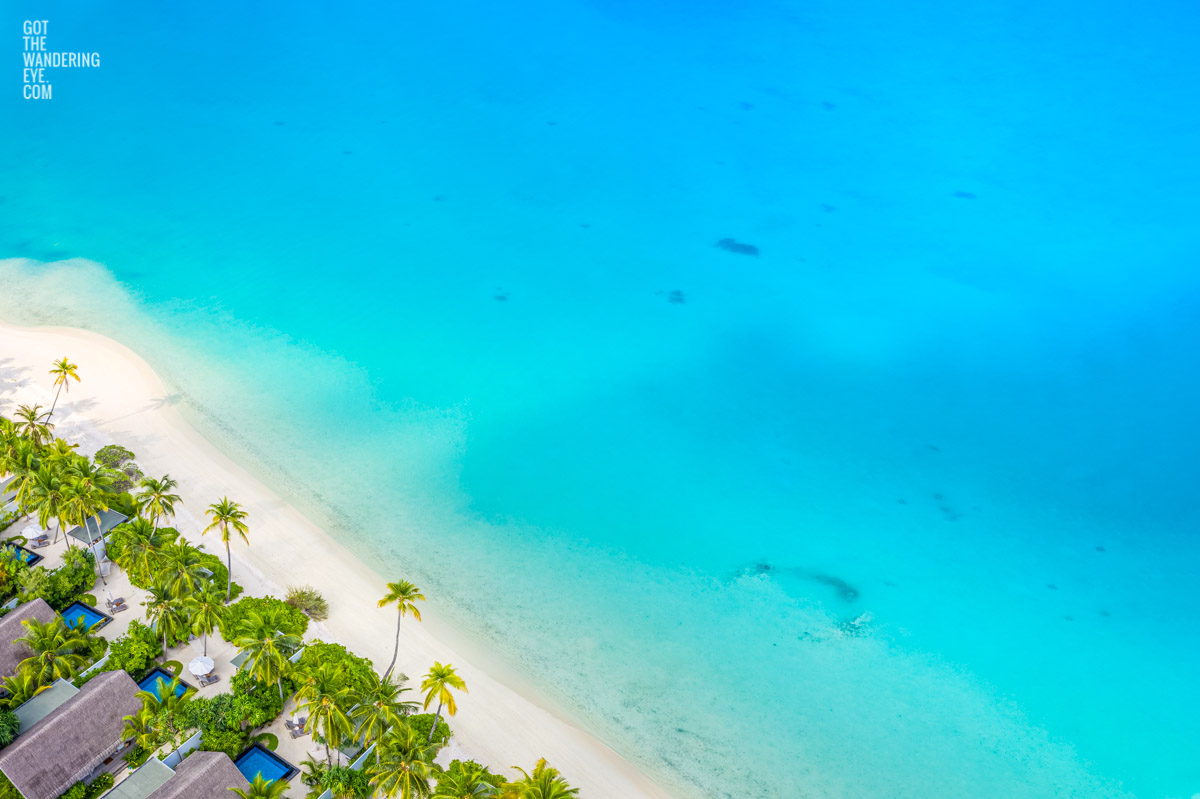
[0,709,19,748]
[17,548,96,610]
[231,670,289,728]
[93,445,143,493]
[199,727,246,760]
[58,781,86,799]
[174,691,239,734]
[285,585,329,620]
[408,713,451,746]
[101,619,162,679]
[83,773,114,798]
[123,744,151,768]
[218,596,308,641]
[321,766,372,798]
[0,550,28,602]
[294,641,376,693]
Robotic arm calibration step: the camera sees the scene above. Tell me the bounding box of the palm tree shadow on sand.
[101,393,184,424]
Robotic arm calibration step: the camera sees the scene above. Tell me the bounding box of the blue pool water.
[137,668,187,701]
[1,545,41,566]
[59,601,110,632]
[234,745,296,785]
[3,1,1199,797]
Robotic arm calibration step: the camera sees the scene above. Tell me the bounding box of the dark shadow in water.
[745,560,860,602]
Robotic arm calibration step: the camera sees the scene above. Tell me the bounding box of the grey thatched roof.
[65,509,128,543]
[0,670,141,799]
[145,751,249,799]
[0,598,58,677]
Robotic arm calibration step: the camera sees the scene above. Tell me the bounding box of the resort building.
[13,679,79,735]
[144,751,249,799]
[102,751,249,799]
[0,598,57,678]
[0,671,141,799]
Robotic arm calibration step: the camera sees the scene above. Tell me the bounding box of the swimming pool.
[59,601,110,632]
[137,667,189,700]
[1,544,42,567]
[234,744,297,784]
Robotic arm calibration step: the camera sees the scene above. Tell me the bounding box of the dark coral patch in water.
[668,290,686,304]
[953,191,977,199]
[715,238,760,256]
[811,573,860,602]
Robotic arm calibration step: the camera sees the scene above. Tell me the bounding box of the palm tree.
[134,474,181,529]
[121,705,158,751]
[352,672,417,764]
[40,437,79,466]
[296,662,354,766]
[230,774,290,799]
[158,541,206,598]
[0,670,47,708]
[62,458,116,554]
[4,439,41,513]
[298,756,329,791]
[420,662,466,743]
[12,404,52,447]
[136,676,186,714]
[503,760,579,799]
[379,580,425,682]
[369,721,438,799]
[203,497,249,601]
[142,582,187,652]
[433,763,498,799]
[109,518,176,585]
[15,618,89,683]
[46,357,80,421]
[26,465,67,546]
[233,609,301,700]
[185,587,226,657]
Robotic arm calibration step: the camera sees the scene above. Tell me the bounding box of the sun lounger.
[28,536,49,549]
[199,673,220,687]
[290,728,306,739]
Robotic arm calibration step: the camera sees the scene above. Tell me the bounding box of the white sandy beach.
[0,319,676,799]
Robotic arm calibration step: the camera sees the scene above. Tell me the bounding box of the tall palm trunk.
[225,541,232,602]
[383,611,402,681]
[202,630,208,657]
[428,701,443,743]
[91,513,107,586]
[47,383,64,421]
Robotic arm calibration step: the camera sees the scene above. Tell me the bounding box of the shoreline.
[0,319,678,799]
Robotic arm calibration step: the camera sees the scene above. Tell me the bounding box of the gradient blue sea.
[3,1,1199,797]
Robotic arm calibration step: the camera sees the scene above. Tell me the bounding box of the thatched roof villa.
[0,671,140,799]
[0,598,58,678]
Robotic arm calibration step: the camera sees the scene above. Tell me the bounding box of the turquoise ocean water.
[4,1,1199,796]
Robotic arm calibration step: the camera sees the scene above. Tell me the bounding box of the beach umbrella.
[189,656,215,677]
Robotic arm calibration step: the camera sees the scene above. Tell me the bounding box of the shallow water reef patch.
[715,238,760,256]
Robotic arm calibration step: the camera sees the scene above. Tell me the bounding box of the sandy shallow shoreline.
[0,319,676,799]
